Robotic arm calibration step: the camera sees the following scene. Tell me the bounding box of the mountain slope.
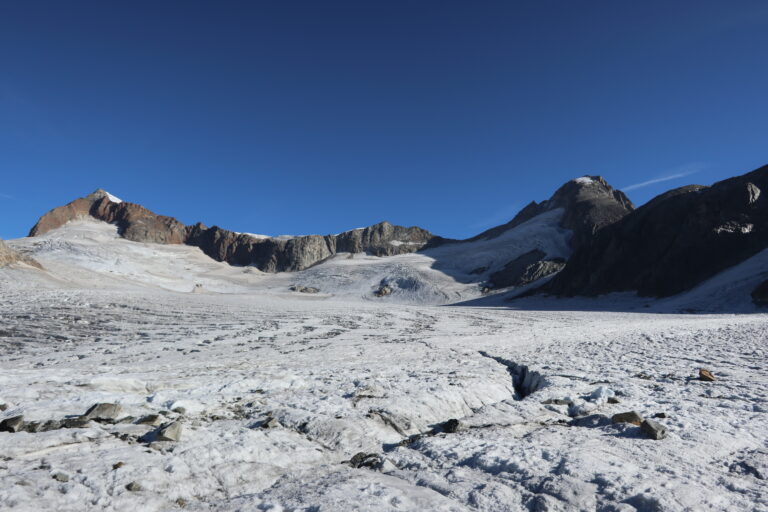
[549,164,768,297]
[470,176,633,250]
[465,176,634,289]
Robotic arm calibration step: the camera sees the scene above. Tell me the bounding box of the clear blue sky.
[2,1,767,239]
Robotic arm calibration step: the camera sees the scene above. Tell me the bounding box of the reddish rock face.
[29,189,188,245]
[29,197,95,237]
[90,198,188,244]
[28,190,439,272]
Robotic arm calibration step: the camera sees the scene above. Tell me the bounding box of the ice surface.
[0,216,767,511]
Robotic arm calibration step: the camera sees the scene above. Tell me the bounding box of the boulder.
[699,368,716,382]
[641,419,668,440]
[61,417,91,429]
[136,414,163,426]
[349,452,383,469]
[438,418,460,434]
[0,415,25,433]
[24,420,61,432]
[82,403,123,421]
[290,285,320,294]
[261,417,280,429]
[51,472,69,483]
[157,421,183,441]
[488,249,566,289]
[611,411,644,426]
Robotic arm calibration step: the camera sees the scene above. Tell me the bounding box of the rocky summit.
[470,175,634,250]
[467,175,634,290]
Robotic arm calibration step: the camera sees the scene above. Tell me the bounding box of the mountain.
[468,176,634,289]
[548,164,768,297]
[471,176,634,250]
[19,167,768,305]
[29,189,442,273]
[27,175,632,288]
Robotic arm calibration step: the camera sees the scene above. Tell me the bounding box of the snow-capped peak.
[88,189,123,203]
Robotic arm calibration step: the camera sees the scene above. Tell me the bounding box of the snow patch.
[105,191,122,203]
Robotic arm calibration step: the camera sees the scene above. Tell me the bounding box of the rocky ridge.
[549,164,768,297]
[29,190,440,272]
[26,166,767,300]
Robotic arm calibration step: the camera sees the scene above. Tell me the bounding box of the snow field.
[0,281,766,511]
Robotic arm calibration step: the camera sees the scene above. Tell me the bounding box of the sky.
[1,1,768,239]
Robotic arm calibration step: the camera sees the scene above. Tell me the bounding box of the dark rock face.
[471,176,634,250]
[334,222,435,256]
[549,165,768,297]
[185,222,435,273]
[488,249,565,289]
[752,280,768,306]
[29,190,438,273]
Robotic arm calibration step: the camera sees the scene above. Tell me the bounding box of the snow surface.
[1,217,767,511]
[105,192,122,204]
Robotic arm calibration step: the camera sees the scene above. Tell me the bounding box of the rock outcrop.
[0,239,42,269]
[549,165,768,297]
[29,190,439,273]
[334,223,435,256]
[488,249,565,289]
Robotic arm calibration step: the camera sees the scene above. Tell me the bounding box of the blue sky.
[1,1,767,239]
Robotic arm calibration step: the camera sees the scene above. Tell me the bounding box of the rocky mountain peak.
[549,175,633,212]
[470,174,634,249]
